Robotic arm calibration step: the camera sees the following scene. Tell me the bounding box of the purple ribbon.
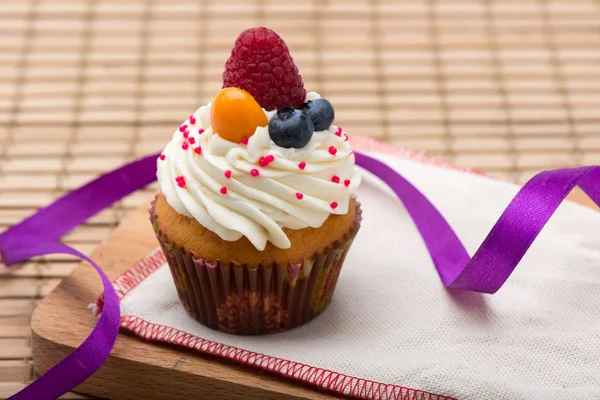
[1,153,159,400]
[354,154,600,293]
[1,151,598,399]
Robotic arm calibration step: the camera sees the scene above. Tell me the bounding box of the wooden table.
[1,0,600,398]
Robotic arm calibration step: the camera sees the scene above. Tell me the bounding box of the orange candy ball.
[210,88,268,143]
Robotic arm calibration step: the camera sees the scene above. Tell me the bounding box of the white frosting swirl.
[157,92,361,251]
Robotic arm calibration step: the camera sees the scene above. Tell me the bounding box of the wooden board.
[30,204,338,400]
[29,191,596,400]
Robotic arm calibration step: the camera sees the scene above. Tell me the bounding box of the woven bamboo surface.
[0,0,599,398]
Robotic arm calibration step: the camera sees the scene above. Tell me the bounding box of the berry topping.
[250,168,260,177]
[194,146,202,155]
[159,154,165,161]
[296,192,304,200]
[189,115,196,124]
[224,170,232,179]
[211,87,268,143]
[220,186,228,195]
[182,142,189,150]
[330,201,338,209]
[269,107,314,148]
[344,179,351,187]
[328,146,337,156]
[189,136,196,144]
[331,175,340,184]
[298,161,306,170]
[222,27,306,111]
[302,99,335,131]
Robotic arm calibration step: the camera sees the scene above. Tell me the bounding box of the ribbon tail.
[355,151,599,294]
[1,154,160,399]
[6,242,119,400]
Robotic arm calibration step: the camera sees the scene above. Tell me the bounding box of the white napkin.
[119,152,600,399]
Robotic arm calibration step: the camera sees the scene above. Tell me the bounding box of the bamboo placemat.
[0,0,599,398]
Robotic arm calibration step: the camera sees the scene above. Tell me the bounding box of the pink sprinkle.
[224,170,232,179]
[335,127,342,137]
[176,176,186,188]
[344,133,349,142]
[344,179,351,187]
[183,131,189,139]
[250,168,259,177]
[266,155,275,163]
[159,154,165,161]
[296,192,304,200]
[182,142,189,150]
[189,136,196,144]
[198,128,205,135]
[330,201,338,209]
[259,157,269,167]
[194,146,202,155]
[298,161,306,170]
[220,186,228,195]
[328,146,337,156]
[189,115,196,125]
[179,125,187,133]
[241,137,249,145]
[332,175,340,184]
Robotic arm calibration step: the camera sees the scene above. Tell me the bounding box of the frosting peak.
[157,92,360,251]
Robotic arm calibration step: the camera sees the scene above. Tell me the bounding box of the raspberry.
[222,27,306,111]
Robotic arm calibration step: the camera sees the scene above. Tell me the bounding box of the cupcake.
[151,27,362,335]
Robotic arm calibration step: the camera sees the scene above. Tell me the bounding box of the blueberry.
[269,107,314,148]
[302,98,335,131]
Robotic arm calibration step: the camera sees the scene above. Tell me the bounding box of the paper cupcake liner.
[149,197,362,335]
